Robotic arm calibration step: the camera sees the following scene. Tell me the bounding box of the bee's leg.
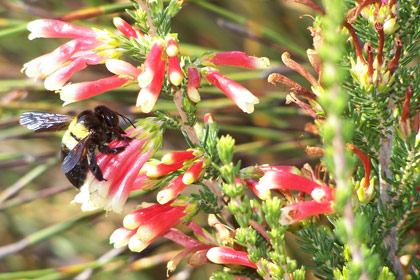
[98,144,126,154]
[115,132,133,142]
[87,146,106,181]
[120,136,133,142]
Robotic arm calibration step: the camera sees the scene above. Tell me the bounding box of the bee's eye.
[95,106,119,127]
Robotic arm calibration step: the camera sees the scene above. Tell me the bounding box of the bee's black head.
[94,106,120,129]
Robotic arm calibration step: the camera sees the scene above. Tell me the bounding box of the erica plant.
[1,0,420,279]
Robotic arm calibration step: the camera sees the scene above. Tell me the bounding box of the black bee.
[19,106,135,188]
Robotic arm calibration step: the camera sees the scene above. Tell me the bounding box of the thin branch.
[74,247,127,280]
[0,210,102,259]
[173,89,200,145]
[0,185,72,210]
[137,0,157,36]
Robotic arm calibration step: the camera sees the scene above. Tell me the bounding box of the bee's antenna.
[119,113,136,128]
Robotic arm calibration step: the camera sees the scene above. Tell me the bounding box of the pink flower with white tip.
[187,66,201,103]
[23,19,123,93]
[59,59,140,105]
[113,17,142,39]
[136,38,166,113]
[59,75,129,106]
[203,51,270,69]
[256,170,334,203]
[157,159,205,204]
[110,201,193,252]
[27,19,96,40]
[279,200,333,225]
[201,67,259,114]
[206,247,258,269]
[166,37,184,86]
[72,126,158,213]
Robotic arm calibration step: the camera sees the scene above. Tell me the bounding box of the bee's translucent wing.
[61,134,92,173]
[20,112,73,132]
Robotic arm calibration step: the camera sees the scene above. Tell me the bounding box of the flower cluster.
[142,148,207,204]
[22,18,269,115]
[110,200,192,252]
[348,0,398,34]
[22,19,125,95]
[72,120,162,213]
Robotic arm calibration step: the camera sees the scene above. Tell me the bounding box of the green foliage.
[190,185,223,215]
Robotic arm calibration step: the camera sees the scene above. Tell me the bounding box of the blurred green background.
[0,0,320,279]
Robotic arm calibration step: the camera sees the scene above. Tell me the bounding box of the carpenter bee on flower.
[19,105,135,188]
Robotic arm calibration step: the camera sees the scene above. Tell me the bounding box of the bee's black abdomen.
[61,145,88,189]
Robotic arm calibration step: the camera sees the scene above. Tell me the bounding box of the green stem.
[0,210,102,260]
[0,157,59,204]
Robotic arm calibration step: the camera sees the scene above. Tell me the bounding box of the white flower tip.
[137,70,153,88]
[136,89,156,113]
[311,188,326,203]
[240,98,259,114]
[104,197,124,214]
[123,215,138,230]
[169,72,183,86]
[28,33,37,40]
[27,20,41,40]
[187,88,201,103]
[166,44,179,57]
[206,247,223,263]
[279,208,293,225]
[109,229,129,248]
[182,173,194,185]
[136,226,155,243]
[157,189,172,205]
[113,17,123,27]
[44,77,64,91]
[254,57,270,69]
[128,236,148,252]
[61,99,75,107]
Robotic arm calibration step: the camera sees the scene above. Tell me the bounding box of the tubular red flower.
[105,59,142,78]
[113,17,141,38]
[137,205,187,242]
[205,51,269,69]
[157,176,187,204]
[206,247,257,269]
[72,128,152,213]
[109,227,136,248]
[245,178,266,199]
[27,19,96,40]
[279,200,333,225]
[23,38,101,78]
[201,67,259,114]
[123,202,174,229]
[111,203,189,253]
[258,165,299,173]
[137,38,165,88]
[165,37,179,57]
[182,160,204,185]
[60,75,129,106]
[168,55,184,86]
[204,113,214,124]
[44,54,104,91]
[187,66,201,103]
[144,161,184,178]
[256,171,334,203]
[161,150,198,165]
[136,51,166,113]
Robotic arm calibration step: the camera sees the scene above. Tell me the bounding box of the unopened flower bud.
[182,160,204,185]
[187,66,201,103]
